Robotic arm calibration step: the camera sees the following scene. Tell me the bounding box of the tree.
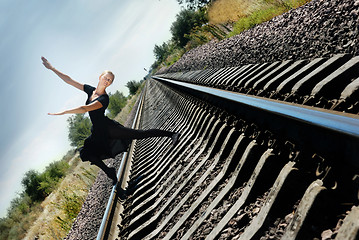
[170,9,208,48]
[154,42,171,62]
[176,0,211,9]
[126,80,143,95]
[67,114,91,149]
[0,217,11,239]
[21,170,45,202]
[108,91,127,118]
[21,160,69,203]
[151,60,161,72]
[38,160,69,195]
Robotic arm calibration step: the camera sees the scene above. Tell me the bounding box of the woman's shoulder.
[99,93,109,101]
[83,84,95,95]
[97,93,110,107]
[84,84,95,91]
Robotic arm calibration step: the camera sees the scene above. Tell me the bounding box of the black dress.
[79,84,174,164]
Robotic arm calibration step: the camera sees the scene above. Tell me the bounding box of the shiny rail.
[96,87,146,240]
[157,54,359,114]
[154,77,359,137]
[153,76,359,167]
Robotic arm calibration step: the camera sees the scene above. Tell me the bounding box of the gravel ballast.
[159,0,359,74]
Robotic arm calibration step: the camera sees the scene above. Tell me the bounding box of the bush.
[0,217,12,240]
[108,91,128,118]
[164,48,186,66]
[184,24,230,51]
[154,42,172,63]
[176,0,211,9]
[38,161,69,196]
[170,8,208,48]
[1,158,70,239]
[67,114,91,149]
[21,170,45,202]
[151,8,208,72]
[126,80,143,95]
[21,161,69,202]
[152,41,186,70]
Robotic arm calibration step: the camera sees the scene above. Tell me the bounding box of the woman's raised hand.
[41,56,54,70]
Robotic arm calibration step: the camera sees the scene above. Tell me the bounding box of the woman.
[42,57,180,185]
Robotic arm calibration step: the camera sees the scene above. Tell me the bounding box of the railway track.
[97,54,359,240]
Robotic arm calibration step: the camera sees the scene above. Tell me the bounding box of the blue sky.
[0,0,181,217]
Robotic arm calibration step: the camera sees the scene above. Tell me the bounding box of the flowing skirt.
[79,117,173,163]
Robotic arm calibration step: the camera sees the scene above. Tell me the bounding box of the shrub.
[21,170,46,202]
[0,195,42,240]
[0,217,11,240]
[184,23,231,51]
[164,48,186,66]
[40,161,69,196]
[108,91,128,118]
[171,8,208,48]
[126,80,143,95]
[154,42,172,63]
[176,0,211,9]
[21,161,70,203]
[67,114,91,149]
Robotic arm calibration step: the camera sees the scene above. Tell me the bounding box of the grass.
[164,48,186,67]
[228,4,286,36]
[0,151,75,240]
[208,0,255,24]
[208,0,312,37]
[24,154,98,240]
[155,46,186,71]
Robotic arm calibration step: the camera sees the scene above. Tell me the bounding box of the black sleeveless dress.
[79,84,131,163]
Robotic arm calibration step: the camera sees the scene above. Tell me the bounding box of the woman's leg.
[108,125,174,140]
[92,160,117,185]
[80,148,117,185]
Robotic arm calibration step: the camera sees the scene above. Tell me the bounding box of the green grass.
[228,0,311,37]
[228,4,286,37]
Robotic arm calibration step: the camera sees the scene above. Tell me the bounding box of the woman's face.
[100,72,114,87]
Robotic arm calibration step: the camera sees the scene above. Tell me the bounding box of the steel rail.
[96,86,146,240]
[155,78,359,137]
[153,76,359,167]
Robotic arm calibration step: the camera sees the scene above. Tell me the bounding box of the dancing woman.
[42,57,180,184]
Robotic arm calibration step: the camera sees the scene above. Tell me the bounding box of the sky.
[0,0,181,218]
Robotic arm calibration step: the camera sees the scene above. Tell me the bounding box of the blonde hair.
[100,70,115,82]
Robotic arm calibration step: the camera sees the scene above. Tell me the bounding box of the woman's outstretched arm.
[48,100,103,115]
[42,56,84,91]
